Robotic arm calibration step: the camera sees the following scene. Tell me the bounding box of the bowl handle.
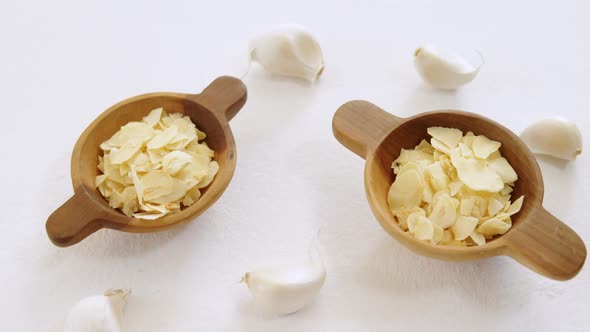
[505,207,586,280]
[193,76,247,122]
[332,100,404,159]
[46,189,104,247]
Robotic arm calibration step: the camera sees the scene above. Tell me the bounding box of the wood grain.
[505,207,586,281]
[46,76,247,247]
[332,100,404,158]
[332,100,587,280]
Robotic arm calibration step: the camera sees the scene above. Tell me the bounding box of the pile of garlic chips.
[95,108,219,220]
[388,127,524,246]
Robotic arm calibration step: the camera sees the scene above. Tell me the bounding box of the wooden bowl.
[46,76,247,247]
[332,100,586,280]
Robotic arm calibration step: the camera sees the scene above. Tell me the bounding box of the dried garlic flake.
[96,108,219,219]
[387,127,524,246]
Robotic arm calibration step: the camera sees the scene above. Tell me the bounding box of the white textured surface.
[1,0,589,331]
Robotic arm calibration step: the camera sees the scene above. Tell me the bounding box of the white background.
[1,0,589,331]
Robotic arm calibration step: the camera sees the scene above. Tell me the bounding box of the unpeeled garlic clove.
[414,45,483,90]
[64,289,130,332]
[242,245,326,315]
[249,24,325,82]
[520,118,583,160]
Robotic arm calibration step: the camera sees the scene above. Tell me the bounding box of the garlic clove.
[520,118,583,160]
[249,24,324,82]
[64,289,130,332]
[242,246,326,315]
[414,44,483,90]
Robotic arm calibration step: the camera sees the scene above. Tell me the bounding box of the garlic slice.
[162,151,193,175]
[249,24,325,82]
[431,138,452,154]
[407,210,426,232]
[452,216,479,241]
[388,169,424,210]
[409,214,435,241]
[393,149,434,165]
[64,289,130,332]
[488,198,505,216]
[472,135,501,159]
[242,244,326,315]
[425,162,451,192]
[470,230,486,246]
[414,44,483,90]
[428,193,458,229]
[460,198,475,216]
[520,118,583,160]
[477,218,511,236]
[487,157,518,183]
[505,196,524,216]
[450,148,503,192]
[427,127,463,149]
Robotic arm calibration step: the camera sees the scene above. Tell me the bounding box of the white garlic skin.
[414,45,482,90]
[249,24,325,82]
[64,289,130,332]
[243,255,326,315]
[521,118,583,160]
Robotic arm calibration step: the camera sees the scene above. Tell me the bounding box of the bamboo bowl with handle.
[332,100,586,281]
[46,76,247,247]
